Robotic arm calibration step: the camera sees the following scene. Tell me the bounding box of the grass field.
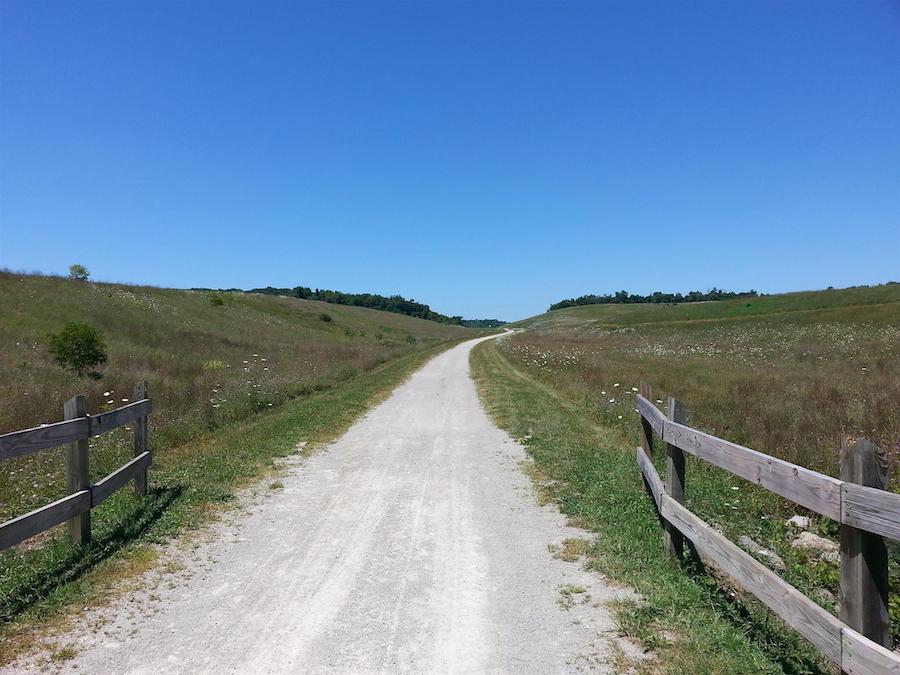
[0,272,473,522]
[472,283,899,671]
[0,272,473,654]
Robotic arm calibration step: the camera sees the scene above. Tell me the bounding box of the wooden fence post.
[665,397,687,559]
[839,437,890,650]
[133,380,149,496]
[64,394,90,545]
[639,382,653,459]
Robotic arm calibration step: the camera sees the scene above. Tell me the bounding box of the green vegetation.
[243,284,507,327]
[46,323,108,378]
[0,271,472,657]
[549,287,758,310]
[459,318,507,328]
[0,272,472,525]
[66,265,89,282]
[473,283,900,671]
[1,342,457,662]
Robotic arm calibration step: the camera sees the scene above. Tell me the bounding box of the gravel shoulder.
[5,334,640,674]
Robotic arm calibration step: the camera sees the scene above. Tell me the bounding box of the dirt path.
[10,334,639,674]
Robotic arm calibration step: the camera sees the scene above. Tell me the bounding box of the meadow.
[0,273,476,655]
[472,284,900,672]
[0,272,472,523]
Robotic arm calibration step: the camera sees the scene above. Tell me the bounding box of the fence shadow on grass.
[0,484,182,625]
[680,557,829,675]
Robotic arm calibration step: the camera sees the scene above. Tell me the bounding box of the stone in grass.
[785,515,811,530]
[738,535,786,571]
[791,531,839,563]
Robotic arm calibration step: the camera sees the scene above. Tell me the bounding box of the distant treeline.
[242,285,506,327]
[549,288,758,311]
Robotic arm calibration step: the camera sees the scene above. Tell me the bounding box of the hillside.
[472,283,900,667]
[519,283,900,330]
[0,272,474,522]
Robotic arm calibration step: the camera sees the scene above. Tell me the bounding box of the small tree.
[47,322,108,377]
[68,264,90,281]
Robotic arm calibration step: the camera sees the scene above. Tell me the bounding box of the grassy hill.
[0,272,477,649]
[520,283,900,329]
[509,283,900,475]
[0,272,474,522]
[472,283,899,671]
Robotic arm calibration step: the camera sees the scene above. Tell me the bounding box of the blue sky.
[1,1,898,320]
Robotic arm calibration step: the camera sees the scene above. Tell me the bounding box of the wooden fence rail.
[0,382,153,551]
[635,384,899,675]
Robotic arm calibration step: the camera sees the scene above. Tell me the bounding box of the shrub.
[47,322,108,377]
[208,293,225,306]
[68,264,90,281]
[319,312,332,322]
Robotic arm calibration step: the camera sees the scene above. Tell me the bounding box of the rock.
[791,531,839,562]
[738,535,786,571]
[785,515,811,530]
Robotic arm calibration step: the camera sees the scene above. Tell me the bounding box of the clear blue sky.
[1,1,898,320]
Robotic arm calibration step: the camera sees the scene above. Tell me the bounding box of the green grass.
[473,284,900,671]
[0,272,474,522]
[471,340,829,674]
[519,283,900,330]
[0,341,458,663]
[0,272,474,661]
[506,284,900,481]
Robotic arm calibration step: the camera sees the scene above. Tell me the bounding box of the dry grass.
[487,283,900,657]
[507,285,900,484]
[0,272,473,521]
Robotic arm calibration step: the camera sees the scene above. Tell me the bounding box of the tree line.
[549,288,758,311]
[244,286,506,327]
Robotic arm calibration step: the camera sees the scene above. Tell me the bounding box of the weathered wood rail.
[635,384,899,675]
[0,382,153,551]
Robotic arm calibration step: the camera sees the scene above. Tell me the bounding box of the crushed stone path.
[7,334,640,674]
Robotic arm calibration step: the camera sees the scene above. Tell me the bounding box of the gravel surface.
[7,334,640,674]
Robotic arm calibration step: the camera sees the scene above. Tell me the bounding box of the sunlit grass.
[0,272,473,522]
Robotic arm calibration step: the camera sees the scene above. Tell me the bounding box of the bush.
[208,293,225,306]
[319,312,332,322]
[68,264,90,281]
[47,322,108,377]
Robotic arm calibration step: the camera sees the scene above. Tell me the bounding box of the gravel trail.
[9,334,639,674]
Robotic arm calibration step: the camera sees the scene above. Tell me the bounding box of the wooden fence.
[0,382,152,550]
[635,383,900,674]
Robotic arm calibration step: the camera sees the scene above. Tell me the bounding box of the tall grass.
[0,272,473,522]
[489,284,900,656]
[508,287,900,484]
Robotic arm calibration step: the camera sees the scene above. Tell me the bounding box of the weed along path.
[10,334,638,674]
